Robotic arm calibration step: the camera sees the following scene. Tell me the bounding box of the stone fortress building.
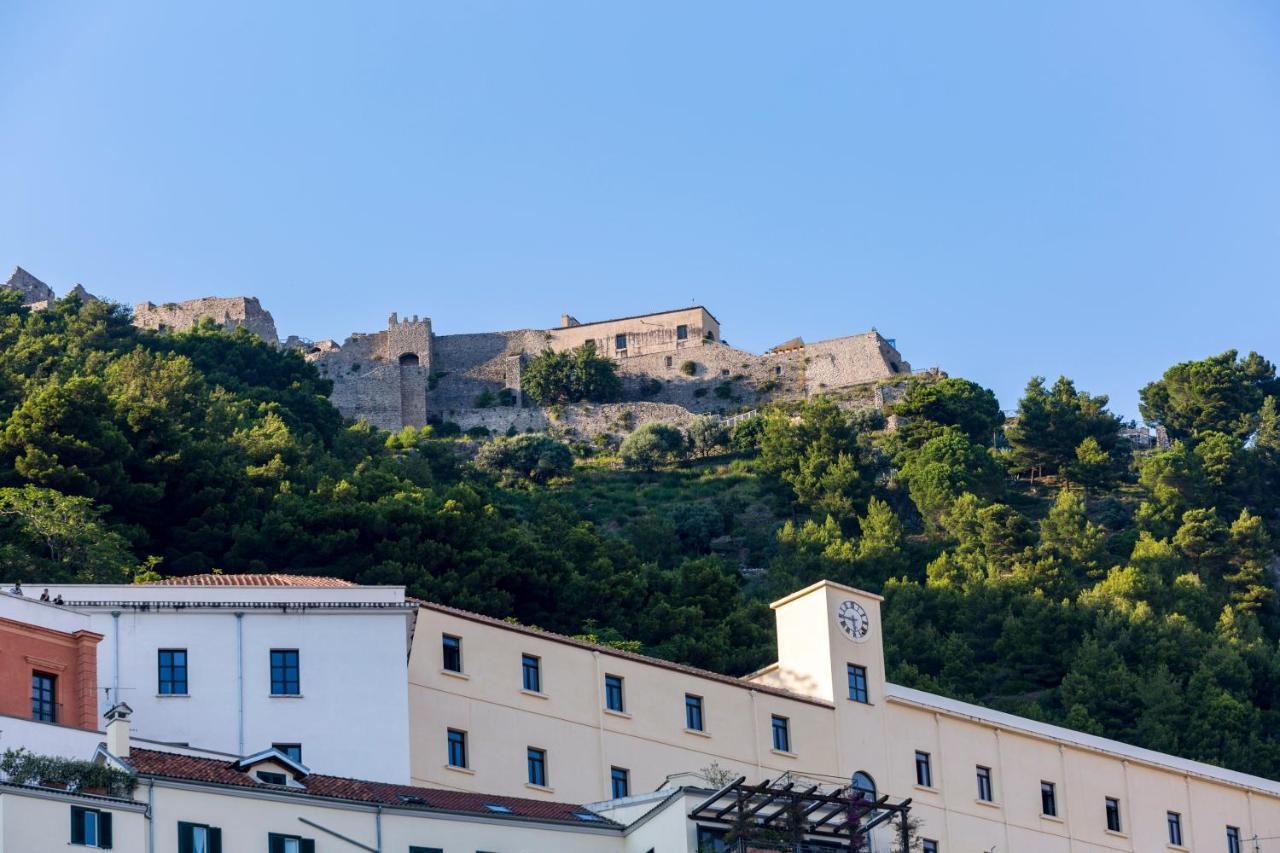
[4,265,924,436]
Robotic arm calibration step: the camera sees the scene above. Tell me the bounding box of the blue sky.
[2,2,1277,420]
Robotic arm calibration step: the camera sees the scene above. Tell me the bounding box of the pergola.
[689,776,913,852]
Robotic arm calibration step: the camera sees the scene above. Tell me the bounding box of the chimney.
[104,702,133,758]
[560,314,579,328]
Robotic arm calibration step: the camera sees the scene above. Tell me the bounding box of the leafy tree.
[686,416,728,458]
[1006,376,1125,478]
[620,423,685,470]
[474,434,574,485]
[521,343,621,405]
[1140,350,1278,441]
[891,377,1004,449]
[758,398,873,523]
[899,428,1004,530]
[1066,436,1119,490]
[0,485,138,581]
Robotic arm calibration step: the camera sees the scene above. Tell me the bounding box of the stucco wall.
[549,307,720,358]
[0,789,145,853]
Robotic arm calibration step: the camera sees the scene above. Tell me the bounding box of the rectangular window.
[610,766,630,799]
[676,324,688,340]
[272,743,302,764]
[615,333,627,350]
[922,841,938,853]
[685,694,705,731]
[177,821,221,853]
[527,747,548,787]
[1041,781,1057,816]
[158,649,188,695]
[446,729,467,768]
[32,671,56,722]
[70,806,112,848]
[409,848,444,853]
[604,674,625,712]
[847,664,869,703]
[442,634,462,673]
[914,751,932,788]
[267,833,314,853]
[269,650,299,696]
[521,654,541,692]
[256,771,287,785]
[1227,826,1242,853]
[665,356,673,368]
[1168,812,1183,846]
[976,765,993,802]
[1105,797,1122,833]
[771,714,790,752]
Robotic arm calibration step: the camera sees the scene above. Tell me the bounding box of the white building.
[39,575,416,783]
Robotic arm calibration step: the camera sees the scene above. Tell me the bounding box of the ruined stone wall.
[430,329,548,411]
[446,401,700,439]
[132,296,279,344]
[548,307,720,359]
[613,343,806,413]
[3,267,55,308]
[801,332,910,395]
[308,315,431,431]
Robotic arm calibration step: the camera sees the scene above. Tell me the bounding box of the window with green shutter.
[70,806,112,849]
[179,821,222,853]
[267,832,314,853]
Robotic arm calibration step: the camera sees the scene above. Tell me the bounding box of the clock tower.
[757,579,886,706]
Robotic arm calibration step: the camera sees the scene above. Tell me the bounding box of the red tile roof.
[144,574,355,588]
[124,749,619,827]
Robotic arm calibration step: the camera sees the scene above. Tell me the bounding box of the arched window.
[851,771,877,802]
[398,352,420,366]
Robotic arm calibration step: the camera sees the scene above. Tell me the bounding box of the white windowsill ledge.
[913,784,939,794]
[684,728,711,738]
[525,782,555,794]
[268,694,304,699]
[603,708,632,719]
[974,798,1001,809]
[156,694,190,698]
[519,689,548,700]
[1104,829,1128,839]
[440,669,470,681]
[1039,813,1064,824]
[769,748,798,759]
[443,764,475,775]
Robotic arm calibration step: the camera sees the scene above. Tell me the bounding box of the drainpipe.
[147,779,155,853]
[235,612,245,755]
[375,805,383,853]
[111,612,121,705]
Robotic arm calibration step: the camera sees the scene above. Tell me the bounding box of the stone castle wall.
[429,329,548,411]
[133,297,280,344]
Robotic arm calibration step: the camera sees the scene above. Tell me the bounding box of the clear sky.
[2,2,1277,419]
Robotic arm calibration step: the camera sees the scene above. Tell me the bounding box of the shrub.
[638,377,663,397]
[522,343,621,405]
[465,425,491,438]
[680,361,698,376]
[497,388,517,407]
[693,387,709,398]
[714,382,733,399]
[474,434,574,484]
[473,389,497,408]
[0,748,136,797]
[687,416,728,458]
[620,423,686,470]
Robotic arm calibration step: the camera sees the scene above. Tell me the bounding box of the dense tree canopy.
[521,342,621,405]
[4,292,1280,778]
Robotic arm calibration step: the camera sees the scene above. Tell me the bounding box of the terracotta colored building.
[0,591,101,730]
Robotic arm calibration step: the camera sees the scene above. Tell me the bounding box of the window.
[177,821,221,853]
[70,806,112,848]
[685,693,705,731]
[1040,781,1057,817]
[604,674,625,712]
[914,751,932,788]
[610,766,630,798]
[1168,812,1183,846]
[976,765,993,802]
[269,650,299,696]
[1105,797,1122,833]
[447,729,467,768]
[527,747,548,787]
[615,333,627,350]
[771,715,790,752]
[1228,826,1242,853]
[521,654,541,692]
[32,671,56,722]
[676,324,688,340]
[272,743,302,764]
[442,634,462,673]
[922,841,938,853]
[409,848,444,853]
[851,771,876,802]
[158,649,188,695]
[665,356,673,368]
[847,664,869,703]
[256,771,287,785]
[267,833,314,853]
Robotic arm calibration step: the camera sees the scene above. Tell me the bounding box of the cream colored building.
[409,579,1280,852]
[549,306,721,359]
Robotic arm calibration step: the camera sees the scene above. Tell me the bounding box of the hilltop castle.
[5,266,925,435]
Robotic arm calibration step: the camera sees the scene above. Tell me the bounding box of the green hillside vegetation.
[4,292,1280,778]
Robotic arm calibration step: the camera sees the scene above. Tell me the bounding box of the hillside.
[3,292,1280,778]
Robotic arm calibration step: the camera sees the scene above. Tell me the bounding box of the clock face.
[836,599,871,643]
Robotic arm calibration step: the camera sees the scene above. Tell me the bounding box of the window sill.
[1039,813,1064,824]
[1104,829,1128,839]
[269,693,303,699]
[684,727,711,738]
[440,669,470,681]
[1168,846,1189,852]
[769,748,798,759]
[974,798,1001,809]
[444,764,475,775]
[846,699,874,706]
[603,708,631,720]
[156,693,190,698]
[525,782,555,794]
[913,784,939,794]
[520,689,548,700]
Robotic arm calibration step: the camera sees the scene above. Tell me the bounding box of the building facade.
[0,591,101,732]
[37,575,417,782]
[408,579,1280,852]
